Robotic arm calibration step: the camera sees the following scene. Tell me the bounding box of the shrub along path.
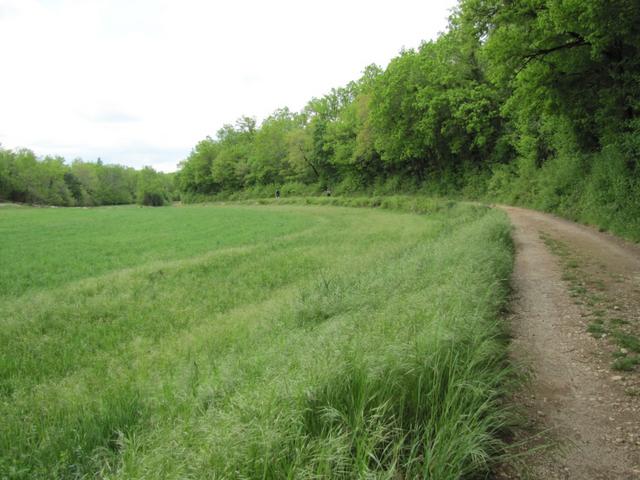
[502,206,640,479]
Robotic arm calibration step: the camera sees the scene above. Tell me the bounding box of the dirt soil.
[501,206,640,479]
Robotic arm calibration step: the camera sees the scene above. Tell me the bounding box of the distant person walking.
[275,189,280,199]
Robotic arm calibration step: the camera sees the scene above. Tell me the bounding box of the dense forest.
[177,0,640,239]
[0,148,174,206]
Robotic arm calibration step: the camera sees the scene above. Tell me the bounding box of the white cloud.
[0,0,457,172]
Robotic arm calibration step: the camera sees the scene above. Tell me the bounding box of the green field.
[0,201,514,479]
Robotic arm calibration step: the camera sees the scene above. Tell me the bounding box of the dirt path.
[501,206,640,479]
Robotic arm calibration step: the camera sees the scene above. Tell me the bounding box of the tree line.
[0,147,174,206]
[177,0,640,239]
[2,0,638,237]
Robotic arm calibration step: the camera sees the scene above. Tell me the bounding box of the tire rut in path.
[501,206,640,479]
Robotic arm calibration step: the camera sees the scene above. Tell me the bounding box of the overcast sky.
[0,0,458,172]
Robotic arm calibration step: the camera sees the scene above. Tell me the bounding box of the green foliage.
[136,166,170,206]
[612,356,640,372]
[173,0,640,240]
[0,149,74,205]
[458,0,640,238]
[371,31,503,177]
[0,146,174,207]
[175,137,221,194]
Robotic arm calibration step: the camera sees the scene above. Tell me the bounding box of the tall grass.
[0,202,514,478]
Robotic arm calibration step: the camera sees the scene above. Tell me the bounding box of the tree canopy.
[0,147,174,207]
[175,0,639,237]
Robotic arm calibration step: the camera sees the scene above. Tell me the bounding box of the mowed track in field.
[502,206,640,479]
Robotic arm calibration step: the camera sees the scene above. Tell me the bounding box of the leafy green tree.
[176,137,220,195]
[0,147,16,201]
[211,117,256,191]
[459,0,640,153]
[326,68,383,187]
[95,164,136,205]
[136,166,169,206]
[371,31,503,180]
[6,150,71,204]
[247,108,299,185]
[285,126,318,182]
[40,156,74,205]
[70,160,101,205]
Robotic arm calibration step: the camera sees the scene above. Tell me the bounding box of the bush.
[140,191,166,206]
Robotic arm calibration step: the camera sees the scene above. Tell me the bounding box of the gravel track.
[502,206,640,479]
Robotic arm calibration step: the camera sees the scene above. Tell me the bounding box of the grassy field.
[0,200,514,479]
